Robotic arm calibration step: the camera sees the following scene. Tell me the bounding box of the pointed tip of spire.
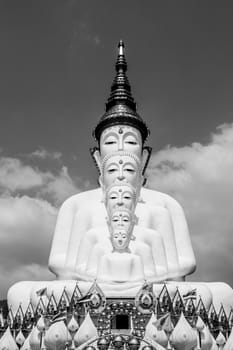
[118,40,124,56]
[115,40,127,73]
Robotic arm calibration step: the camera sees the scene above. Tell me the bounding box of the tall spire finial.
[105,40,136,111]
[118,40,124,56]
[93,41,150,142]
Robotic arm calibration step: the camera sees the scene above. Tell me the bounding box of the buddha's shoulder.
[59,188,102,210]
[134,225,159,235]
[141,187,180,205]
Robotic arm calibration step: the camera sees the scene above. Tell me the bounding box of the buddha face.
[111,229,130,252]
[101,152,142,188]
[105,184,136,211]
[100,125,142,158]
[110,209,131,231]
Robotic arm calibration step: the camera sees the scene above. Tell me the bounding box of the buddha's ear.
[90,147,101,174]
[142,146,152,175]
[99,175,104,188]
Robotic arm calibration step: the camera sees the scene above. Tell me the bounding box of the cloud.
[40,166,79,206]
[146,123,233,286]
[29,148,62,160]
[0,196,56,296]
[0,157,50,192]
[0,156,81,206]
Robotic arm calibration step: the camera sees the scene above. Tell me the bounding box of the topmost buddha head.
[92,41,151,174]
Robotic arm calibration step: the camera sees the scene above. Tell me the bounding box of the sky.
[0,0,233,297]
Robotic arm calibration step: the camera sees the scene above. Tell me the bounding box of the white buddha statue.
[7,40,233,317]
[47,41,196,280]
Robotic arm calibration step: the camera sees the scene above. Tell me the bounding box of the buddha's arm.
[150,206,179,272]
[75,229,99,275]
[48,197,78,277]
[65,207,91,270]
[136,230,168,279]
[132,242,157,277]
[163,194,196,275]
[149,234,168,277]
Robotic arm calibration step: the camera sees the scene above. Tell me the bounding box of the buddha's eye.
[125,168,135,173]
[105,141,116,145]
[123,217,129,222]
[112,217,119,222]
[123,195,131,200]
[107,166,118,173]
[125,141,137,145]
[104,136,117,145]
[124,135,139,145]
[110,195,117,200]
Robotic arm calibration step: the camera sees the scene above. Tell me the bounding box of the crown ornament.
[93,40,150,142]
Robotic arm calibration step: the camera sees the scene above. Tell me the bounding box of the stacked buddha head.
[98,152,145,282]
[90,41,156,283]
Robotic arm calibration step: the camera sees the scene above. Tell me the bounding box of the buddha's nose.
[117,168,125,181]
[118,138,123,151]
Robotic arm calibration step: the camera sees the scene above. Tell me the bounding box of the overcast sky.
[0,0,233,297]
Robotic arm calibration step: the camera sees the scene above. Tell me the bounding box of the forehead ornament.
[119,159,123,164]
[118,127,123,134]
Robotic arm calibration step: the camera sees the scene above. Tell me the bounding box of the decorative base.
[4,280,233,350]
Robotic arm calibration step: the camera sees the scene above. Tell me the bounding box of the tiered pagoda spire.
[105,40,137,111]
[93,40,149,142]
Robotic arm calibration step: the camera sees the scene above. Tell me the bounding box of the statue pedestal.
[7,279,233,317]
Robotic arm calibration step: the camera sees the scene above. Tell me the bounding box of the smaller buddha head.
[111,228,131,253]
[107,208,136,253]
[100,151,143,189]
[104,183,138,212]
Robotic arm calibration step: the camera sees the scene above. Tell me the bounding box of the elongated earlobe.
[142,146,152,175]
[99,175,104,188]
[90,147,101,174]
